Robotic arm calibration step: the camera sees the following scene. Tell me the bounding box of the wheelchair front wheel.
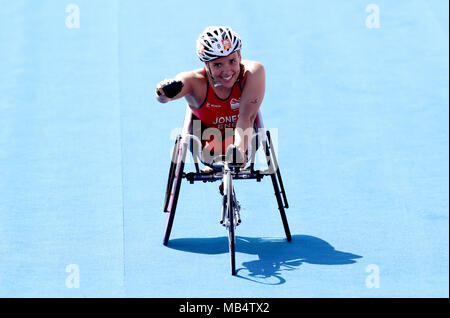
[225,170,236,276]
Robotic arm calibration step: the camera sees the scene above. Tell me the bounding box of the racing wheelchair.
[162,105,291,275]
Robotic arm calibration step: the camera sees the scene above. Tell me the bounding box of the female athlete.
[155,26,265,166]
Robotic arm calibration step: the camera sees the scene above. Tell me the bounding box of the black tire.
[267,131,289,208]
[264,132,292,242]
[163,140,187,246]
[164,135,180,212]
[270,172,292,242]
[226,172,236,275]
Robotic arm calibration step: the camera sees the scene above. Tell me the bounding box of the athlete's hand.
[155,79,184,103]
[225,144,247,168]
[238,147,248,168]
[155,79,171,103]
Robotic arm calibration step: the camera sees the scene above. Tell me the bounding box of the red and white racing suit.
[189,68,242,154]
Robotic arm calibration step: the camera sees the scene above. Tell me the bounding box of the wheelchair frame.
[162,105,292,274]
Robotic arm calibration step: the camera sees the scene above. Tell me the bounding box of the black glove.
[157,80,184,98]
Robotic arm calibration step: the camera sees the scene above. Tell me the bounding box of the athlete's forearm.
[234,116,255,156]
[155,71,195,103]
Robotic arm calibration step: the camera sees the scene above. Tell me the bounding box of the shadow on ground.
[168,235,362,284]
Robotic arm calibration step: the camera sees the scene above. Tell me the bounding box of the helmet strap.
[206,63,223,87]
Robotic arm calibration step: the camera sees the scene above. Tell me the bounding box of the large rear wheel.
[163,135,181,212]
[265,131,292,242]
[163,140,187,246]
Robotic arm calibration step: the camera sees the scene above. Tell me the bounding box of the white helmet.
[196,26,242,62]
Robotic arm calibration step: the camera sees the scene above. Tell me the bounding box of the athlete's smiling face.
[207,51,241,88]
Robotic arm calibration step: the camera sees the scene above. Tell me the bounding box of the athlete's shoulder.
[176,68,206,82]
[174,68,207,95]
[241,60,265,73]
[240,60,265,88]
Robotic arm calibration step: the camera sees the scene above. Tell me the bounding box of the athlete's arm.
[234,62,266,162]
[155,71,196,103]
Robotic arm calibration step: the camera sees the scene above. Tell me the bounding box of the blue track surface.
[0,0,448,297]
